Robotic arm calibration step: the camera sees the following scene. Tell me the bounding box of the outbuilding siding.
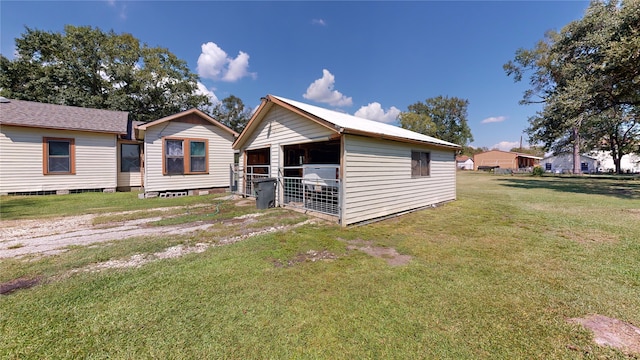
[237,106,335,189]
[143,121,235,192]
[0,125,117,193]
[342,135,456,225]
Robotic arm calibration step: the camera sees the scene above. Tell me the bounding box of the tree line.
[504,0,639,174]
[0,25,251,133]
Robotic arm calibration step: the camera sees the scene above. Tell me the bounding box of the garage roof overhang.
[232,95,461,151]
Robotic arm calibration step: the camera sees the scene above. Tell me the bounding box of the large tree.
[210,95,252,133]
[0,25,210,123]
[504,0,640,174]
[399,95,473,147]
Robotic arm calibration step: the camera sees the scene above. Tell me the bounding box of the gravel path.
[0,205,249,259]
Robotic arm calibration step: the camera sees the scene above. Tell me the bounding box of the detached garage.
[232,95,460,226]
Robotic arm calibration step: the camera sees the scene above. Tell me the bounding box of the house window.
[545,163,552,171]
[163,138,208,175]
[411,151,430,177]
[43,137,75,175]
[121,143,141,172]
[581,162,589,172]
[189,141,206,173]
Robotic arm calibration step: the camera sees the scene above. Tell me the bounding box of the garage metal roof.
[271,95,460,149]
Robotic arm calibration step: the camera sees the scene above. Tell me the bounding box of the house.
[456,155,474,170]
[473,150,541,171]
[0,98,129,195]
[135,108,238,197]
[540,153,598,174]
[232,95,461,226]
[588,150,640,173]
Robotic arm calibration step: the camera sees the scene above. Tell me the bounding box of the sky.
[0,1,591,150]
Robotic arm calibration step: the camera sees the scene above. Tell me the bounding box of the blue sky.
[1,1,590,150]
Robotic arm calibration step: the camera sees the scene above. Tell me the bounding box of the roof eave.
[340,128,461,150]
[0,122,126,135]
[136,108,239,137]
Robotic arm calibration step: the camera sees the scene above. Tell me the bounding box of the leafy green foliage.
[0,25,210,123]
[532,166,544,176]
[210,95,252,133]
[504,0,640,174]
[399,95,473,146]
[510,145,546,158]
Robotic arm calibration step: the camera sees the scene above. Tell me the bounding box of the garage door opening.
[282,140,341,216]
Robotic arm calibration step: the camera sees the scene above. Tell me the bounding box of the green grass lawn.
[1,172,639,359]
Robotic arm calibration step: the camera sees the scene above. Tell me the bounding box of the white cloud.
[303,69,353,107]
[223,51,255,82]
[491,141,520,151]
[312,19,327,26]
[481,116,507,124]
[197,42,255,82]
[354,102,401,124]
[105,0,127,20]
[195,81,219,105]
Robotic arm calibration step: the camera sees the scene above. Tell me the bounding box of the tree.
[509,146,546,158]
[504,0,640,174]
[0,25,210,123]
[210,95,252,133]
[460,146,489,157]
[399,96,473,146]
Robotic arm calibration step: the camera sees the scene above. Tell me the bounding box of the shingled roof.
[0,98,129,134]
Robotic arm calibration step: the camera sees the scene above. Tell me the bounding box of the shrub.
[532,166,544,176]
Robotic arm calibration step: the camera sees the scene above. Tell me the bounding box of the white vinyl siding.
[143,121,235,192]
[341,135,456,225]
[541,153,598,174]
[237,106,334,191]
[235,103,458,226]
[0,125,117,193]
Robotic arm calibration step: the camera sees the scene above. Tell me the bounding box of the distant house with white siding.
[135,108,238,197]
[0,98,129,195]
[232,95,461,226]
[540,153,598,174]
[456,155,474,170]
[588,150,640,173]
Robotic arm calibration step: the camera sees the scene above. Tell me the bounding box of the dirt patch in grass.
[272,249,337,268]
[77,218,318,273]
[346,239,412,266]
[0,276,42,295]
[568,315,640,355]
[626,208,640,220]
[235,199,256,207]
[554,229,619,244]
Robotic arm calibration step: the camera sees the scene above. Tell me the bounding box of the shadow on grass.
[496,176,640,200]
[0,197,38,220]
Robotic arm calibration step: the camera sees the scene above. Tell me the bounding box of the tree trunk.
[573,126,581,175]
[615,153,623,174]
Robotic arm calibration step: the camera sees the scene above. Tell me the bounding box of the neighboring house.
[232,95,461,226]
[473,150,541,170]
[0,98,129,195]
[135,108,238,197]
[588,150,640,173]
[456,155,474,170]
[540,153,598,174]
